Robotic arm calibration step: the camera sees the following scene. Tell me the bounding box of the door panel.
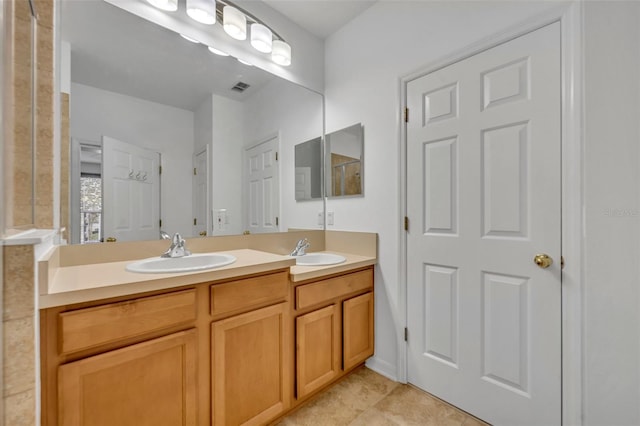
[244,137,279,234]
[406,23,561,425]
[102,136,160,242]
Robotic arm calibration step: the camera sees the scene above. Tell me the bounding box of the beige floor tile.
[278,368,488,426]
[368,385,468,426]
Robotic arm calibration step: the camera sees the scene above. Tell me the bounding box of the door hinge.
[275,216,279,226]
[404,327,408,342]
[193,167,197,175]
[159,219,162,227]
[404,107,409,123]
[159,165,162,175]
[404,216,409,231]
[561,256,565,269]
[193,218,197,226]
[275,151,278,161]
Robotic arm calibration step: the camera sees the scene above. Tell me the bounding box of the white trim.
[365,356,398,382]
[398,2,584,425]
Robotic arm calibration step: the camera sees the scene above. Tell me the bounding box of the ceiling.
[262,0,377,39]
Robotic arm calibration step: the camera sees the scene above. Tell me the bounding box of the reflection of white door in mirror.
[244,136,280,234]
[295,167,312,200]
[102,136,161,243]
[192,147,209,237]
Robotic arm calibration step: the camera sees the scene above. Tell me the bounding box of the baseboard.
[365,356,398,382]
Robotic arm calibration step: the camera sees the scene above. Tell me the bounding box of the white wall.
[211,95,244,235]
[325,1,640,424]
[243,78,324,231]
[70,83,195,237]
[583,2,640,424]
[324,0,569,382]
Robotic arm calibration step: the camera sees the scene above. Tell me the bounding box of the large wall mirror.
[325,123,364,198]
[60,0,324,244]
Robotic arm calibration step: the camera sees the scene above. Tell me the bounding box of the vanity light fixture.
[272,40,291,66]
[237,58,253,66]
[223,5,246,40]
[250,23,272,53]
[146,0,177,12]
[154,0,292,66]
[186,0,216,25]
[208,45,229,56]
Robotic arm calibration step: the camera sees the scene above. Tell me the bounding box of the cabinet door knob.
[199,231,207,237]
[105,237,117,243]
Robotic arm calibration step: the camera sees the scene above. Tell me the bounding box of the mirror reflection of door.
[193,147,209,237]
[102,136,161,243]
[244,136,280,234]
[295,167,312,200]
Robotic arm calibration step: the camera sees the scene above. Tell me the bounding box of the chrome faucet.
[161,233,191,258]
[290,238,310,256]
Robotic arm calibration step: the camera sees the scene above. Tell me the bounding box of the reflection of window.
[80,176,102,243]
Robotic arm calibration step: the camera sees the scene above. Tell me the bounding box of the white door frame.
[398,3,584,425]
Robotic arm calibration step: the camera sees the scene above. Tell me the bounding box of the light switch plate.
[317,211,324,226]
[327,211,334,225]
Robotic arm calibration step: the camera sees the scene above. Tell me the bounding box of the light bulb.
[251,23,272,53]
[146,0,177,12]
[208,46,229,56]
[237,58,253,66]
[180,34,200,44]
[186,0,216,25]
[272,40,291,66]
[223,6,247,40]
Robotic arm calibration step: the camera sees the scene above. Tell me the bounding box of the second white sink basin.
[295,253,347,266]
[126,253,236,274]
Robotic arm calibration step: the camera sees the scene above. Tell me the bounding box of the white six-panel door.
[102,136,160,242]
[193,147,209,237]
[244,136,279,234]
[406,23,561,425]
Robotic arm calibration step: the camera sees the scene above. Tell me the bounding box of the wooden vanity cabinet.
[211,303,289,425]
[293,266,374,401]
[58,329,197,426]
[42,265,373,425]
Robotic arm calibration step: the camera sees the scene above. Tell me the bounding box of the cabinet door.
[296,304,341,399]
[343,292,374,370]
[58,329,197,426]
[211,303,288,426]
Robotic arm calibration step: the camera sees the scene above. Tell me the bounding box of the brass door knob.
[534,253,553,269]
[105,237,117,243]
[199,231,207,237]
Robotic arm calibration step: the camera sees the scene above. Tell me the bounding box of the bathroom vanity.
[38,231,376,426]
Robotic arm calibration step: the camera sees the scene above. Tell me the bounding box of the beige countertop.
[39,248,376,309]
[40,249,293,308]
[289,251,376,282]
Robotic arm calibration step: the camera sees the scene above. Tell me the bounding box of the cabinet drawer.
[59,289,197,355]
[211,271,289,318]
[296,268,373,310]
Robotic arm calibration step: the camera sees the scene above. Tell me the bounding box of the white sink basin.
[126,253,236,274]
[295,253,347,266]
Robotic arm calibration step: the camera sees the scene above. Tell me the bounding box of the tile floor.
[275,367,489,426]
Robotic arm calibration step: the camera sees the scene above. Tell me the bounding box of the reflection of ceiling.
[62,0,276,111]
[262,0,377,39]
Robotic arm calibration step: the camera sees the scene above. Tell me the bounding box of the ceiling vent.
[231,81,250,92]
